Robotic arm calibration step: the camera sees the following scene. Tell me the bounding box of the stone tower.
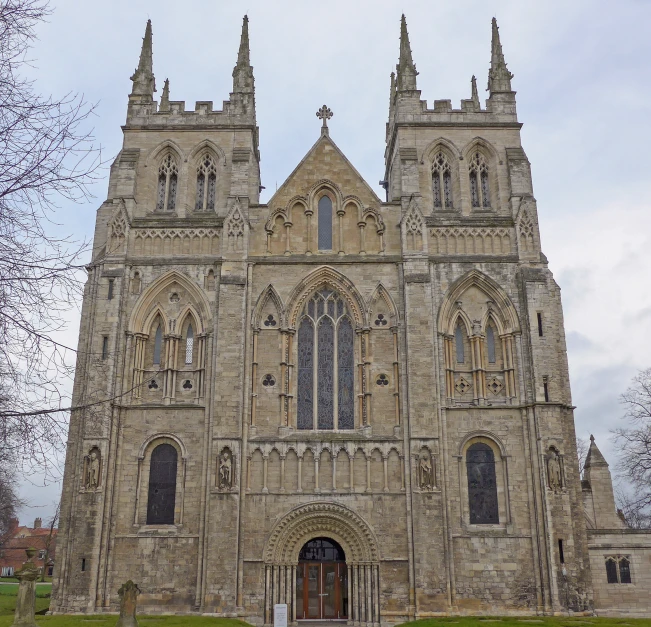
[52,15,595,621]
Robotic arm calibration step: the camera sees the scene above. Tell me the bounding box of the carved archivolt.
[264,501,380,565]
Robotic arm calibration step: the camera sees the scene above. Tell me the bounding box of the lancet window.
[455,323,465,363]
[466,442,499,524]
[486,324,496,364]
[156,154,178,212]
[185,324,194,365]
[153,324,163,366]
[318,196,333,250]
[195,154,217,212]
[432,152,453,209]
[146,443,177,525]
[469,152,491,208]
[297,289,354,430]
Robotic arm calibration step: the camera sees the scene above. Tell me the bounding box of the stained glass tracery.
[296,289,355,430]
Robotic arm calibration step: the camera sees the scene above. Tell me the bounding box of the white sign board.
[274,603,288,627]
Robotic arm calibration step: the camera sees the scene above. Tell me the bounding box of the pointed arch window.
[466,442,499,524]
[153,324,163,365]
[195,154,217,212]
[185,324,194,365]
[432,151,453,209]
[146,443,177,525]
[455,323,465,363]
[486,325,496,364]
[156,154,178,212]
[296,289,354,430]
[318,195,333,250]
[469,152,491,208]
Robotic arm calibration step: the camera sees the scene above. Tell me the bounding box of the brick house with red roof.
[0,517,58,577]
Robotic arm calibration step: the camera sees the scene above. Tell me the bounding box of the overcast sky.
[16,0,651,524]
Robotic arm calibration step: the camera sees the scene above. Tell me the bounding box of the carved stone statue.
[218,449,233,489]
[419,453,434,490]
[547,450,562,491]
[84,449,101,490]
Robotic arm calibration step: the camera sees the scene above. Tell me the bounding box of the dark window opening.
[619,558,631,584]
[102,336,108,360]
[558,539,565,564]
[455,323,465,363]
[537,312,543,337]
[606,559,618,584]
[466,442,499,524]
[317,196,333,250]
[108,279,114,300]
[487,325,496,364]
[81,558,86,572]
[146,443,178,525]
[299,537,346,562]
[543,380,550,402]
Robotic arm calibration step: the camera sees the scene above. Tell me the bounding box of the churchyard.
[1,578,651,627]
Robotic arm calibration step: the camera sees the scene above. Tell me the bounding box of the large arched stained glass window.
[296,289,355,430]
[146,443,178,525]
[318,196,333,250]
[466,442,499,524]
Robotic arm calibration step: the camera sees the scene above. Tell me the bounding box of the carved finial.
[590,434,595,442]
[130,19,156,98]
[471,75,479,106]
[487,17,513,94]
[396,14,418,92]
[316,105,333,136]
[159,78,170,112]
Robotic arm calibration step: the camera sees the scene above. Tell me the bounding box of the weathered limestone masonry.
[51,13,651,623]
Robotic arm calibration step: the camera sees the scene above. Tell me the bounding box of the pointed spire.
[585,434,609,469]
[130,19,156,98]
[233,15,254,94]
[396,14,418,92]
[487,17,513,94]
[471,75,480,107]
[159,78,170,112]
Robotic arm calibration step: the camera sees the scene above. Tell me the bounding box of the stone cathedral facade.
[52,14,651,622]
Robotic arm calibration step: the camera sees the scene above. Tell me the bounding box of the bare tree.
[613,367,651,525]
[576,436,589,478]
[614,485,651,530]
[40,500,59,581]
[0,0,103,473]
[0,466,22,548]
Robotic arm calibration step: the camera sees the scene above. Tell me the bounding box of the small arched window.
[432,152,453,209]
[318,195,333,250]
[146,443,178,525]
[185,324,194,365]
[455,323,465,363]
[153,325,163,365]
[195,154,217,212]
[156,154,178,212]
[486,325,496,364]
[606,558,618,584]
[469,152,490,209]
[466,442,499,524]
[619,558,632,584]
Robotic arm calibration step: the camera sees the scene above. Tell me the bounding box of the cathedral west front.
[51,13,651,622]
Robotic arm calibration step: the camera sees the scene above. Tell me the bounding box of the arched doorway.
[296,538,348,620]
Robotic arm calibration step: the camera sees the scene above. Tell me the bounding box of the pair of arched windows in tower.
[152,322,194,366]
[454,321,498,364]
[155,152,217,213]
[431,150,491,210]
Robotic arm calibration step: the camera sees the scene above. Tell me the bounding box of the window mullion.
[203,169,208,212]
[334,319,339,430]
[164,172,170,211]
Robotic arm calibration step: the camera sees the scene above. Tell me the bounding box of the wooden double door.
[296,561,348,620]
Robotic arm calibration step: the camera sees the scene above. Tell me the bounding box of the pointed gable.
[268,134,382,210]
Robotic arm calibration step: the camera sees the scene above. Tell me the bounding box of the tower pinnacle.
[487,17,513,94]
[130,19,156,98]
[159,78,170,112]
[233,15,254,94]
[396,14,418,92]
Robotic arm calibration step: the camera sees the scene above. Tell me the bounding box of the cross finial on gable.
[316,105,333,136]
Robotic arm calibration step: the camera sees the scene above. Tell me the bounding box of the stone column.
[11,548,39,627]
[116,580,140,627]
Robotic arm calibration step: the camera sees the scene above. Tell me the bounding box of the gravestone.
[116,580,140,627]
[11,547,39,627]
